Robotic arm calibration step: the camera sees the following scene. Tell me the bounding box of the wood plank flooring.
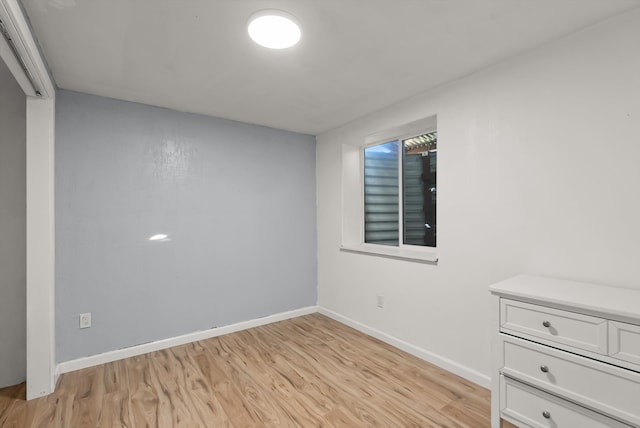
[0,314,502,427]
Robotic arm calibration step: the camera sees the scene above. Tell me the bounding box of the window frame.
[341,116,438,263]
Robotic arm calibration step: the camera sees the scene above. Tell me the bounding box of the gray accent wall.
[56,90,317,362]
[0,60,26,387]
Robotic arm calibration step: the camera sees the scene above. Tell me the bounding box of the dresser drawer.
[501,376,631,428]
[609,321,640,366]
[502,340,640,425]
[500,298,608,354]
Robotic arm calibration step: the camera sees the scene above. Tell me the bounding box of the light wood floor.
[0,313,504,427]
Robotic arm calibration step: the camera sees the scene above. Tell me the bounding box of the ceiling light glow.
[248,10,301,49]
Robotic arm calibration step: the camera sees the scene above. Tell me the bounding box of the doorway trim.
[0,0,56,399]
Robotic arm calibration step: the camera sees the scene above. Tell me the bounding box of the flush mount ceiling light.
[248,10,301,49]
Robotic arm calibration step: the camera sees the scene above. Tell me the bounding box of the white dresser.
[490,275,640,428]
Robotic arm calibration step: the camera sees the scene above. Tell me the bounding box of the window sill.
[340,243,438,264]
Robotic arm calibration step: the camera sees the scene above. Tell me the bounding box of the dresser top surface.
[490,274,640,323]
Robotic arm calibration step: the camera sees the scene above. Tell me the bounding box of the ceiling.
[21,0,640,135]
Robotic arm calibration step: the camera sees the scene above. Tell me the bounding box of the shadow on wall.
[0,58,27,388]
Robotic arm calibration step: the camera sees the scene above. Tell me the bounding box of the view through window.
[364,131,437,247]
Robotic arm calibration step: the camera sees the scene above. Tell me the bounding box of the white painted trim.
[1,0,57,400]
[0,25,35,95]
[340,243,438,263]
[56,306,319,376]
[25,96,55,399]
[318,307,491,389]
[0,0,55,98]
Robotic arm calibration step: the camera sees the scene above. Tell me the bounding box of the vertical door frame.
[0,0,56,399]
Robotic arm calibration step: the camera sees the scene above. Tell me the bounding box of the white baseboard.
[56,306,319,376]
[317,307,491,389]
[56,304,490,390]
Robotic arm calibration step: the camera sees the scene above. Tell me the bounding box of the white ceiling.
[22,0,640,135]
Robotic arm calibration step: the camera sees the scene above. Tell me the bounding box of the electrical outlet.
[79,312,91,329]
[377,295,385,308]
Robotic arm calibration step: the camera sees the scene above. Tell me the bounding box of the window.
[364,131,437,247]
[341,115,438,262]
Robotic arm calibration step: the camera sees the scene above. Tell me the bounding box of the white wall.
[316,9,640,385]
[0,59,26,388]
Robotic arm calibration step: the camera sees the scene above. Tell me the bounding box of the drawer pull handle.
[542,411,551,419]
[540,365,549,373]
[542,320,551,328]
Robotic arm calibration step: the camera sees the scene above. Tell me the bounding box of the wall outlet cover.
[79,312,91,329]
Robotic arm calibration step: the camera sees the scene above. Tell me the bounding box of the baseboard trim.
[317,307,491,388]
[56,304,490,390]
[56,306,319,376]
